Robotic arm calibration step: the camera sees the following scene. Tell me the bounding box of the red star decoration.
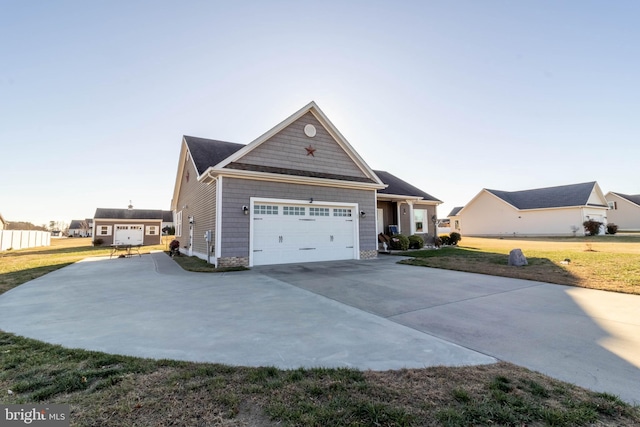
[305,145,316,157]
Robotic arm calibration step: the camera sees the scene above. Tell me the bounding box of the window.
[146,226,159,235]
[176,211,182,237]
[414,209,428,233]
[254,205,278,215]
[310,207,329,216]
[608,201,617,210]
[98,225,112,236]
[333,208,352,217]
[283,206,305,216]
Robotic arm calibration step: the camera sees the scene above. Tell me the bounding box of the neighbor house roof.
[162,210,174,222]
[609,192,640,207]
[374,170,441,202]
[448,207,463,217]
[486,182,604,210]
[94,208,165,220]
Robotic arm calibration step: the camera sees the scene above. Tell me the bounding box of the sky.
[1,0,639,227]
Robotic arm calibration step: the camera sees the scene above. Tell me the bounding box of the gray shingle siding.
[236,112,368,180]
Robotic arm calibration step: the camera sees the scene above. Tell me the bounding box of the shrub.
[449,232,462,245]
[389,234,409,251]
[439,234,451,245]
[408,235,424,249]
[606,223,618,235]
[92,238,104,246]
[583,220,602,236]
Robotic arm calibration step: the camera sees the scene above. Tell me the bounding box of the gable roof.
[448,207,463,217]
[374,170,441,202]
[485,182,605,210]
[197,102,385,187]
[608,192,640,207]
[94,208,165,220]
[162,210,174,222]
[184,136,244,176]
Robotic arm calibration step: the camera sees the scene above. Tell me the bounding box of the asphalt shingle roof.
[184,136,245,175]
[486,182,600,210]
[374,170,441,202]
[612,193,640,206]
[94,208,165,220]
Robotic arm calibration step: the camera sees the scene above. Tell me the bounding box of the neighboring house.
[93,208,164,246]
[170,101,439,267]
[374,170,442,241]
[0,212,5,230]
[161,210,174,234]
[453,182,609,236]
[68,218,93,237]
[605,192,640,231]
[448,207,463,233]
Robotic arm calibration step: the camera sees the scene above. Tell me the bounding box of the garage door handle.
[279,236,283,243]
[330,235,334,242]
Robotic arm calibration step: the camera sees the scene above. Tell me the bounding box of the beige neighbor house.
[605,192,640,231]
[451,182,609,237]
[93,208,170,246]
[170,101,441,267]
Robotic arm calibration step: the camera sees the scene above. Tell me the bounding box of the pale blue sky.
[1,1,638,227]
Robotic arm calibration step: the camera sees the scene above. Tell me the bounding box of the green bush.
[92,238,104,246]
[439,234,451,245]
[583,220,602,236]
[389,234,409,251]
[408,235,424,249]
[449,232,462,245]
[606,223,618,235]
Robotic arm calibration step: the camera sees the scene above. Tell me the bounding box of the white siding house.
[605,192,640,231]
[453,182,609,237]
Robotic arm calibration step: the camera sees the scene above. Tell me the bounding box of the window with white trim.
[414,209,427,233]
[176,211,182,237]
[309,207,329,216]
[283,206,305,216]
[146,225,159,235]
[98,225,112,236]
[333,208,352,217]
[254,205,278,215]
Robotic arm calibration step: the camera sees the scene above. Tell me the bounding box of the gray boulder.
[508,248,528,266]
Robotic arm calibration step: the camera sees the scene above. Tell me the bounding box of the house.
[447,207,463,233]
[374,170,441,240]
[452,182,609,236]
[0,212,6,230]
[170,101,440,267]
[68,218,93,237]
[93,208,167,246]
[161,211,174,234]
[605,192,640,231]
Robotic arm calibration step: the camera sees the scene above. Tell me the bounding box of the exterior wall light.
[360,211,366,218]
[242,206,249,215]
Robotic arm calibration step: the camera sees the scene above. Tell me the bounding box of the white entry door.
[114,225,144,245]
[251,201,358,266]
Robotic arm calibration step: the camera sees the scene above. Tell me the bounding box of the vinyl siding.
[220,177,377,259]
[234,112,368,179]
[174,148,217,258]
[606,193,640,231]
[93,220,161,245]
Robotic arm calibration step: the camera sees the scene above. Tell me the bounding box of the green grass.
[397,236,640,294]
[1,238,639,426]
[169,253,249,272]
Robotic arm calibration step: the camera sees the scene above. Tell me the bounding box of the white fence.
[0,230,51,251]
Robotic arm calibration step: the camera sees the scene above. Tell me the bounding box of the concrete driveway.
[0,252,638,404]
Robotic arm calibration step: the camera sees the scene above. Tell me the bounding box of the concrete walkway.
[1,252,638,404]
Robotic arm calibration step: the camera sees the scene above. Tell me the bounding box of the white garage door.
[252,202,357,266]
[114,225,144,245]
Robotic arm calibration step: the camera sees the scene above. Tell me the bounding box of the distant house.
[161,210,174,234]
[605,192,640,231]
[453,182,609,236]
[68,218,93,237]
[93,208,167,246]
[0,212,6,230]
[374,170,442,241]
[447,207,464,234]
